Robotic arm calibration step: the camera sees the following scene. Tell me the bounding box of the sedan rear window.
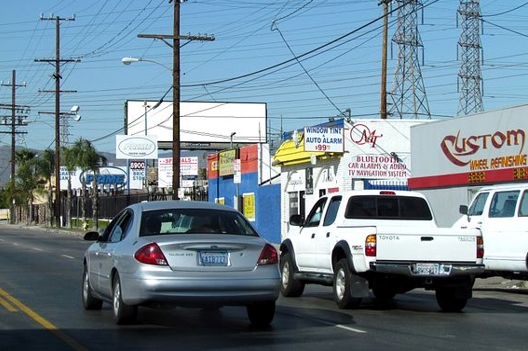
[345,195,432,220]
[140,209,259,237]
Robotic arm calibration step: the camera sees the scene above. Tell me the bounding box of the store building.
[273,118,429,237]
[409,104,528,227]
[207,143,281,243]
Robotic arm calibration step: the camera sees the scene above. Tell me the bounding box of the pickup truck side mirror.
[459,205,468,215]
[289,214,304,227]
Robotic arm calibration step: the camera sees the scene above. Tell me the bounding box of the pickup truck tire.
[435,288,468,312]
[280,252,305,297]
[372,287,396,300]
[333,258,362,309]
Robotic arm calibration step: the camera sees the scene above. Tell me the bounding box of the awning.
[272,138,340,167]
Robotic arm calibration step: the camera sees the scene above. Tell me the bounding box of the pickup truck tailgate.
[375,226,479,262]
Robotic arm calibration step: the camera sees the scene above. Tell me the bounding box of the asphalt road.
[1,224,528,351]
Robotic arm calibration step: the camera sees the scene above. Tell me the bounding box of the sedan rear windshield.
[345,195,432,220]
[140,209,259,237]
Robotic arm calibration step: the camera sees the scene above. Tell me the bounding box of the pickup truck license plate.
[414,263,450,276]
[199,251,228,266]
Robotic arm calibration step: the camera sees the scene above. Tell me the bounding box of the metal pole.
[172,1,181,200]
[54,16,61,227]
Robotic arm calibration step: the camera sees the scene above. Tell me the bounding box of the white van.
[453,183,528,279]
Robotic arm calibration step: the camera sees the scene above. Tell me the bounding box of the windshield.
[140,209,259,237]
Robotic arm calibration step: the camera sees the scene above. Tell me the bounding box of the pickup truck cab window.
[304,197,327,228]
[345,195,432,220]
[323,196,342,226]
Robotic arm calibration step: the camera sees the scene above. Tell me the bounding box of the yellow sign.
[243,193,255,220]
[219,150,236,176]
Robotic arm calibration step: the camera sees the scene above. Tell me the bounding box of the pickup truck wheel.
[435,288,468,312]
[280,252,305,297]
[333,258,362,309]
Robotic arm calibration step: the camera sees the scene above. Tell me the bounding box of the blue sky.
[1,0,528,159]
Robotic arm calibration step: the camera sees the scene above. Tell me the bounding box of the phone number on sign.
[468,172,486,184]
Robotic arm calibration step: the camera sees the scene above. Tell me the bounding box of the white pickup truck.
[454,183,528,280]
[280,190,484,312]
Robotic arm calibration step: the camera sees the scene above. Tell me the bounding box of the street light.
[122,56,180,199]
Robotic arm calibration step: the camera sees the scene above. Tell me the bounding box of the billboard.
[125,100,267,150]
[409,104,528,189]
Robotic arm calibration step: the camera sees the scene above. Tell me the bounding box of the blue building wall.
[208,172,281,244]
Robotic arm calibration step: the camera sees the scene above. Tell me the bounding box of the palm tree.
[71,138,107,230]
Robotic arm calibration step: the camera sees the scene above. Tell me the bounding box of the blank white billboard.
[125,100,267,149]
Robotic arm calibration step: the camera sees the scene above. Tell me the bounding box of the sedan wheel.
[247,300,275,326]
[112,273,138,324]
[82,266,103,310]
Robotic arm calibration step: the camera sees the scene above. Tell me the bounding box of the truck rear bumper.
[370,262,485,277]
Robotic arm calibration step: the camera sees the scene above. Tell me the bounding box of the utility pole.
[379,0,390,119]
[0,70,28,224]
[138,0,214,200]
[35,14,79,227]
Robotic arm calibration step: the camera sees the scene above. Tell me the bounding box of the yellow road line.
[0,296,17,312]
[0,287,89,351]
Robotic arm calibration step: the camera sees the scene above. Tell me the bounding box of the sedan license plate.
[413,263,451,276]
[199,251,228,266]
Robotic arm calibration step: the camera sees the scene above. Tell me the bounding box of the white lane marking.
[62,254,74,259]
[32,247,43,251]
[336,324,367,334]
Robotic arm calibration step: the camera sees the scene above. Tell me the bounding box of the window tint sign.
[304,126,344,152]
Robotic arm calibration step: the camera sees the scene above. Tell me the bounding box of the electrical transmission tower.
[389,0,431,119]
[457,0,483,116]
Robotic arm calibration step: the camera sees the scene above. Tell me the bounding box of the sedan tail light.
[257,244,278,265]
[134,243,168,266]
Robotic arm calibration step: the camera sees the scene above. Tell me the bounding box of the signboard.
[347,154,408,179]
[304,126,344,152]
[409,105,528,189]
[59,166,143,190]
[116,135,158,159]
[125,100,267,148]
[233,159,241,184]
[243,193,255,221]
[158,157,199,188]
[219,150,236,176]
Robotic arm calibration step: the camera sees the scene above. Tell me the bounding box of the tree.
[13,149,41,224]
[71,138,107,230]
[36,149,55,227]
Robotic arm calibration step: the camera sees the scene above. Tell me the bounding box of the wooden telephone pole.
[35,14,79,227]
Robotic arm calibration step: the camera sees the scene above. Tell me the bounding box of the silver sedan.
[82,200,280,326]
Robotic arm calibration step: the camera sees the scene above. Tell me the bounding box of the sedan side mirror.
[84,231,102,241]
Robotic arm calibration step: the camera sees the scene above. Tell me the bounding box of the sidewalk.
[474,276,527,291]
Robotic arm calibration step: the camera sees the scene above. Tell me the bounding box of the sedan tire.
[247,300,275,326]
[113,273,138,325]
[82,266,103,310]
